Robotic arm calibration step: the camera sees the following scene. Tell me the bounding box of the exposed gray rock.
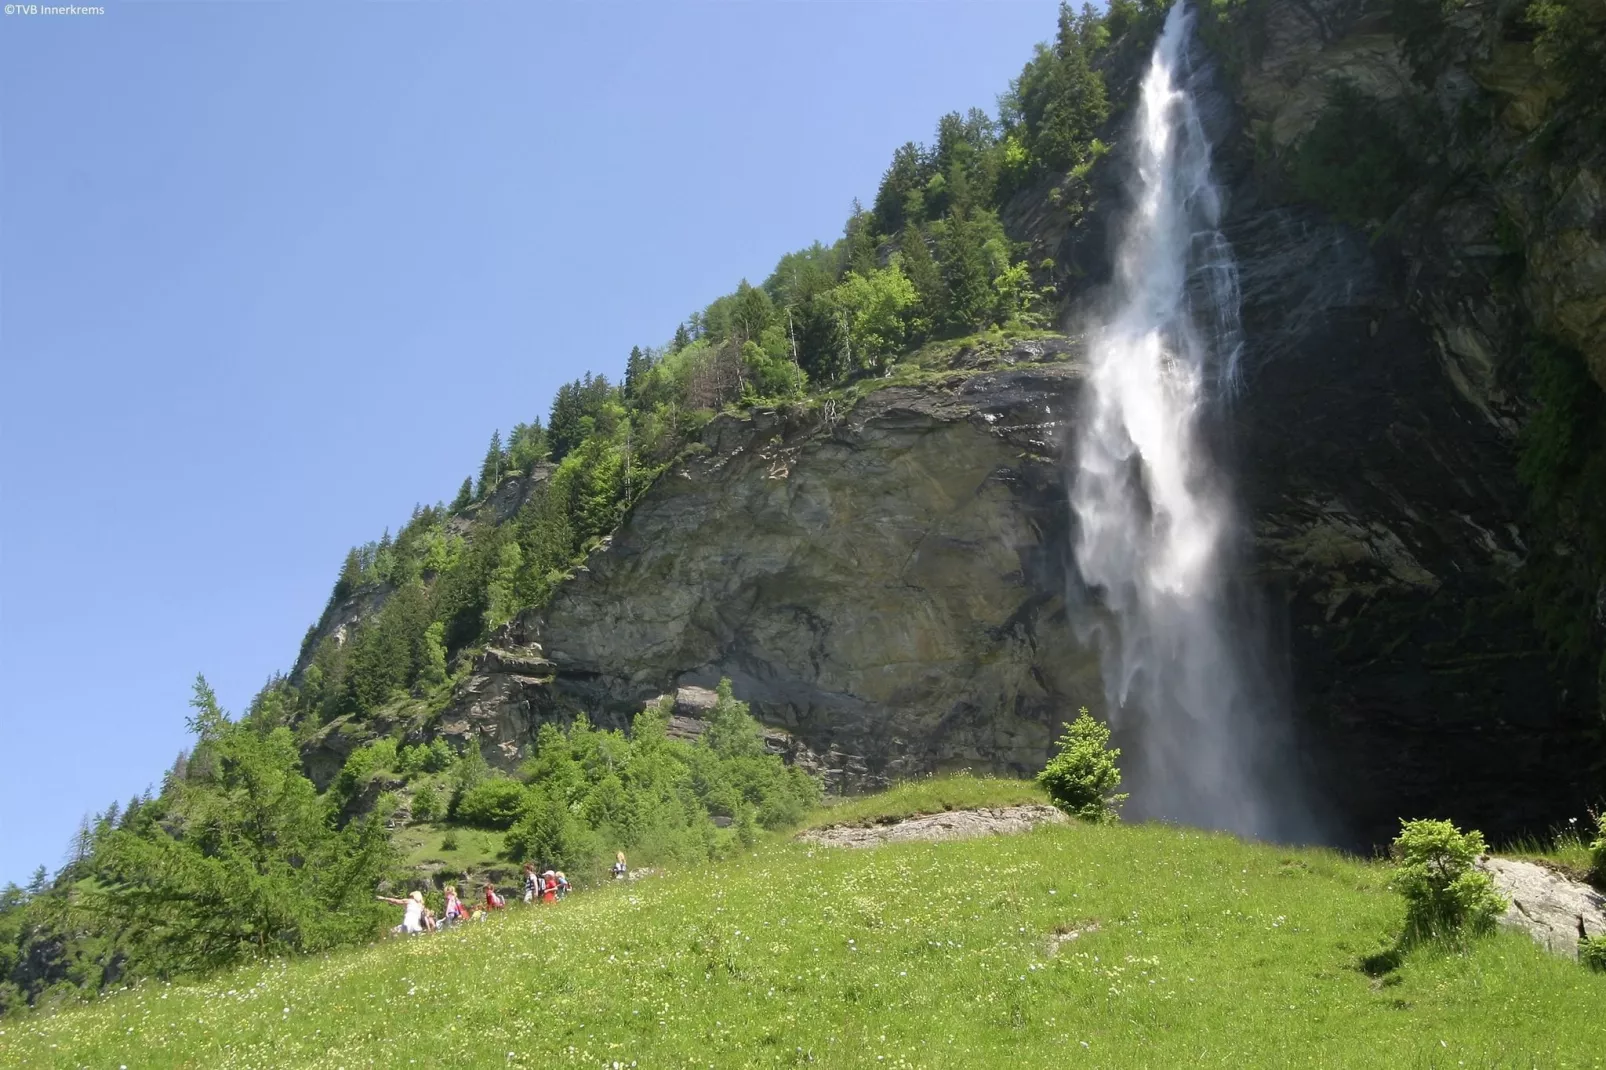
[1478,856,1606,959]
[535,345,1102,794]
[797,804,1069,848]
[640,686,831,777]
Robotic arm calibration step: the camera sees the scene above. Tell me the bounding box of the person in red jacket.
[540,870,558,904]
[484,883,505,910]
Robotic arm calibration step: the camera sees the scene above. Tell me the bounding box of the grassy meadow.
[3,779,1603,1068]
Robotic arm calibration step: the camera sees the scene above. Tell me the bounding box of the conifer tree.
[899,223,945,341]
[332,547,363,603]
[624,346,652,402]
[451,477,473,512]
[873,141,927,235]
[477,431,504,497]
[939,210,994,334]
[548,380,586,462]
[844,199,880,278]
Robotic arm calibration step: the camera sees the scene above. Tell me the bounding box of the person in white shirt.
[378,890,427,934]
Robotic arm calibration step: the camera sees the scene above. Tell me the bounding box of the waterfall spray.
[1070,0,1303,840]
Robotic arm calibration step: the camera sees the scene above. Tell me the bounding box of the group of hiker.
[521,862,571,904]
[379,852,627,936]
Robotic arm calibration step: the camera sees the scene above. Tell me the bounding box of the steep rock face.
[1202,0,1603,840]
[531,342,1103,791]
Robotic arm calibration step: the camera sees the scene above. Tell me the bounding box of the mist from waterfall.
[1069,0,1306,840]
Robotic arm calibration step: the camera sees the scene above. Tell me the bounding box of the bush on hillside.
[453,777,526,829]
[1389,819,1507,941]
[504,786,599,874]
[1581,934,1606,973]
[409,781,443,822]
[1036,709,1126,824]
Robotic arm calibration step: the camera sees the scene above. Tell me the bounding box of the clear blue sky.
[0,0,1061,884]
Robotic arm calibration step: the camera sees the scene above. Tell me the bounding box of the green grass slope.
[4,784,1603,1068]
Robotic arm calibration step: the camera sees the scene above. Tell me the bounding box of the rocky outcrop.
[433,641,556,771]
[1478,856,1606,959]
[533,340,1104,792]
[797,804,1069,848]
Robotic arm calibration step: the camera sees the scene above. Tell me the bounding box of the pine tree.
[548,380,586,462]
[373,529,396,583]
[477,431,504,497]
[843,199,880,278]
[899,223,945,341]
[939,210,994,334]
[730,282,773,343]
[451,477,473,512]
[624,346,652,403]
[332,547,363,603]
[671,323,691,352]
[873,141,927,235]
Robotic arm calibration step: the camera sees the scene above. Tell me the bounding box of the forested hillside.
[5,0,1604,1019]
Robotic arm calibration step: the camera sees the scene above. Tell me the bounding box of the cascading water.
[1070,0,1305,840]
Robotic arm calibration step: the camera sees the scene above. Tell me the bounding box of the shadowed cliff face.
[533,344,1104,791]
[441,0,1603,846]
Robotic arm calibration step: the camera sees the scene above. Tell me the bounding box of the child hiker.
[378,890,427,935]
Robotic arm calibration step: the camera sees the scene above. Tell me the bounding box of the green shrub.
[397,739,456,778]
[504,787,600,874]
[331,738,399,807]
[1580,935,1606,972]
[1389,819,1507,941]
[410,782,443,823]
[1035,709,1126,823]
[453,777,527,829]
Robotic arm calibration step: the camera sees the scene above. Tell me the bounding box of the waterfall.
[1069,0,1305,840]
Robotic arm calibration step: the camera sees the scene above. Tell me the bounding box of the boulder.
[1478,857,1606,959]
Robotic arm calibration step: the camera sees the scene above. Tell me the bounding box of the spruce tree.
[624,346,652,403]
[548,380,585,462]
[899,223,945,342]
[939,210,994,334]
[451,477,473,512]
[844,200,880,278]
[873,141,927,235]
[332,547,363,603]
[477,431,504,497]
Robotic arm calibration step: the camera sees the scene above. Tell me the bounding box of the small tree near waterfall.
[1388,819,1506,942]
[1037,709,1127,824]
